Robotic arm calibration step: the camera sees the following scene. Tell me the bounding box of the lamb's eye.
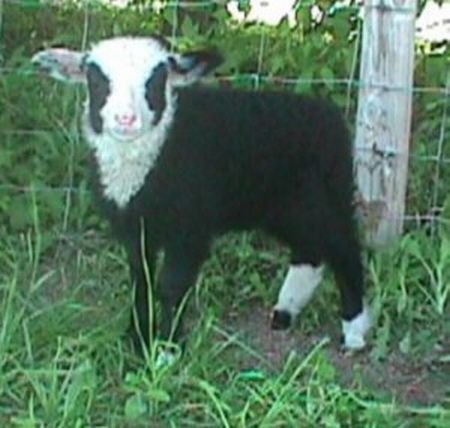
[86,63,110,134]
[145,62,168,125]
[87,63,109,100]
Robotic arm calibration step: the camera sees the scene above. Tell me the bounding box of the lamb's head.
[32,36,222,144]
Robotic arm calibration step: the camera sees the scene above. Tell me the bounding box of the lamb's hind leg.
[272,262,323,329]
[325,232,371,350]
[267,188,326,330]
[268,181,370,349]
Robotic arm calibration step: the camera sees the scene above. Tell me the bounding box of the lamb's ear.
[31,48,87,84]
[168,49,222,87]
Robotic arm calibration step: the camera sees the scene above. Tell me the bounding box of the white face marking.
[82,37,177,208]
[274,264,324,318]
[84,90,176,208]
[342,305,371,350]
[87,37,171,141]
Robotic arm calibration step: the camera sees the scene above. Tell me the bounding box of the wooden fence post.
[354,0,417,246]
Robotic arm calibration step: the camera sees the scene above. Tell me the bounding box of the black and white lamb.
[32,36,371,354]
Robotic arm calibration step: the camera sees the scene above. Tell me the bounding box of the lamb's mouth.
[109,127,144,142]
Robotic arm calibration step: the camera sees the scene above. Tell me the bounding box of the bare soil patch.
[222,303,450,406]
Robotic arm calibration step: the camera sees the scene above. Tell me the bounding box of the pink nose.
[114,112,137,127]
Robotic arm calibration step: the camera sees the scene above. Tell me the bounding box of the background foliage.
[1,0,449,234]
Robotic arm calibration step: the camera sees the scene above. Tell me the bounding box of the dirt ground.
[222,303,450,406]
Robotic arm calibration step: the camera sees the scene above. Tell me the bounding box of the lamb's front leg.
[158,243,207,345]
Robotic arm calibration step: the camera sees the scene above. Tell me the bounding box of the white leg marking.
[342,305,372,350]
[155,349,176,369]
[274,264,324,317]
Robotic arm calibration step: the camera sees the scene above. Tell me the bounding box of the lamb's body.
[98,87,353,243]
[32,36,371,355]
[94,86,364,345]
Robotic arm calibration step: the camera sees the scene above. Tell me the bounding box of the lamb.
[32,35,371,354]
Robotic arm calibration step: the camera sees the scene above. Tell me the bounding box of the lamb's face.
[32,36,222,144]
[85,38,171,142]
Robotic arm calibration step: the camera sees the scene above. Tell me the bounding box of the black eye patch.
[86,63,110,134]
[145,62,168,125]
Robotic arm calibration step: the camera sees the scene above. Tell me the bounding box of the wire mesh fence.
[0,0,449,239]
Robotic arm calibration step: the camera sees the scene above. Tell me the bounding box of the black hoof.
[126,324,150,357]
[271,309,292,330]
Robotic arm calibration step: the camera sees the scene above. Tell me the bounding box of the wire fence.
[1,0,449,237]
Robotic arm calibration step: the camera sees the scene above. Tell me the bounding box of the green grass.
[0,223,449,427]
